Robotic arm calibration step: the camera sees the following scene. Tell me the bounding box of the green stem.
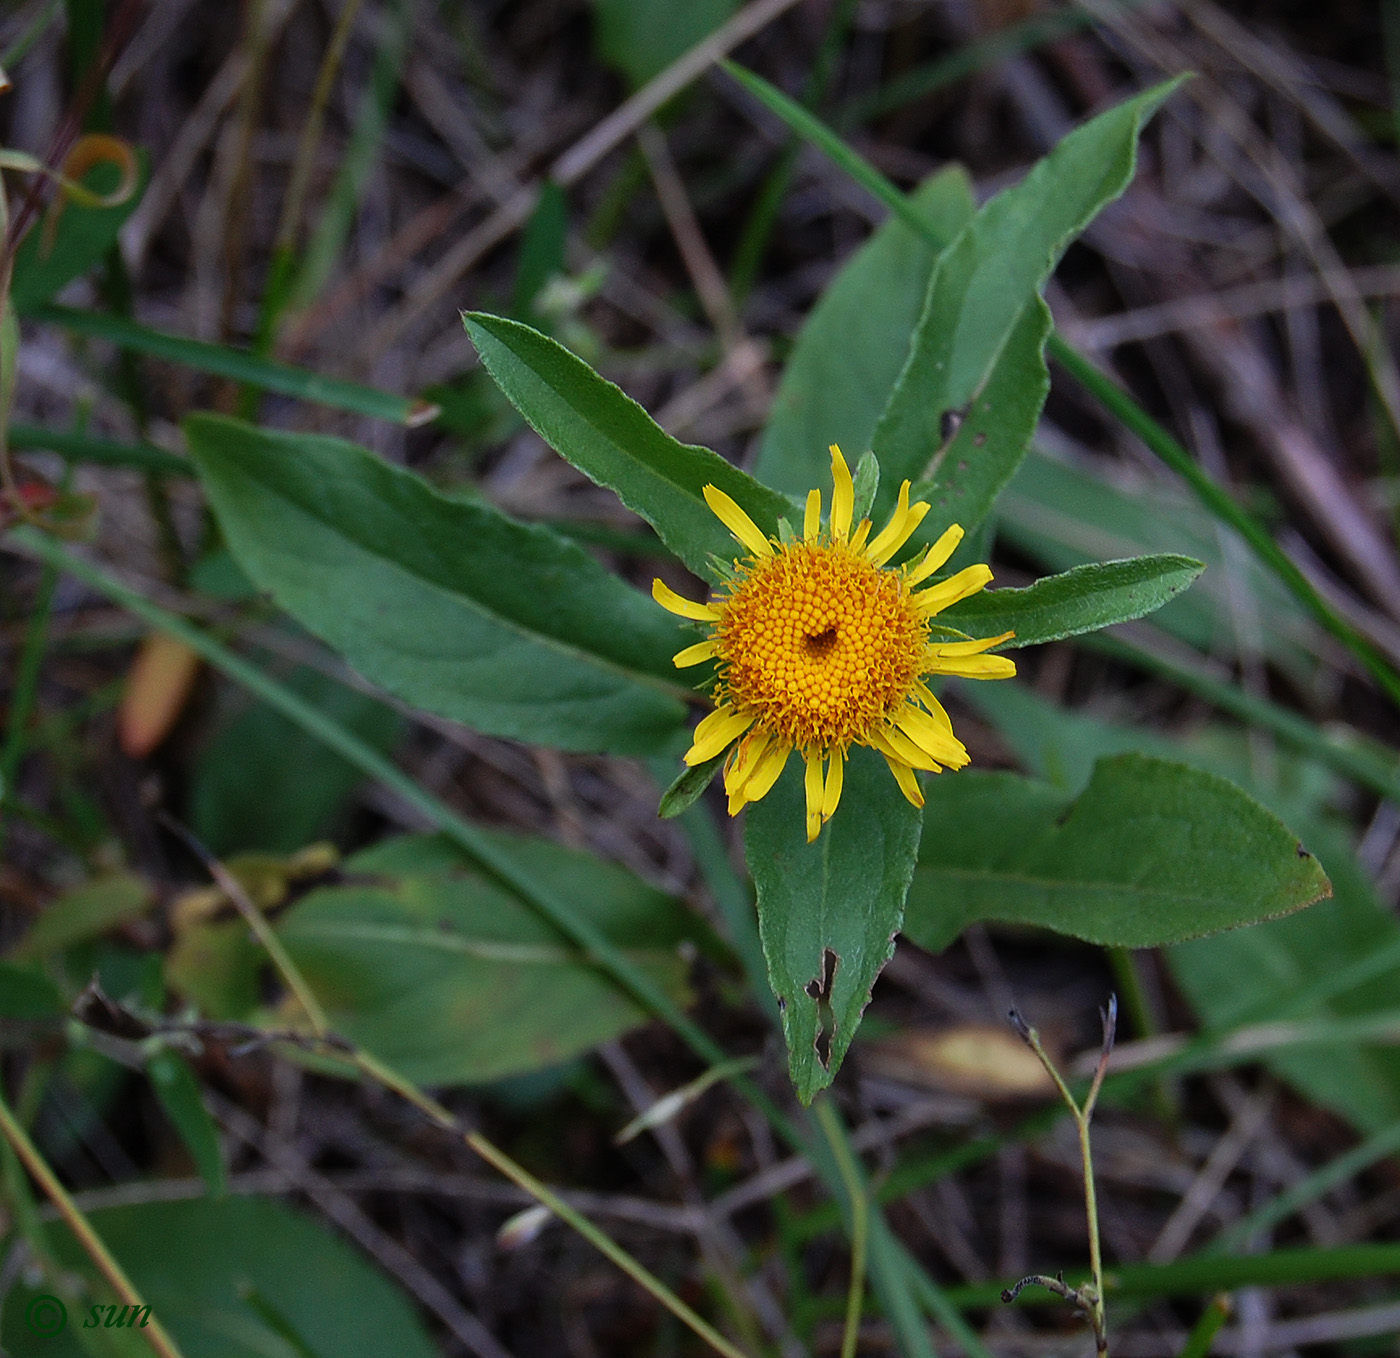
[0,1088,185,1358]
[814,1099,868,1358]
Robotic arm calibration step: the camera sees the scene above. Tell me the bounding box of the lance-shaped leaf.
[463,312,791,583]
[746,746,923,1102]
[873,77,1188,534]
[188,413,688,755]
[941,553,1205,649]
[756,166,976,495]
[903,754,1331,953]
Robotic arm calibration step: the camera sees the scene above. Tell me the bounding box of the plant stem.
[1008,998,1117,1354]
[814,1098,868,1358]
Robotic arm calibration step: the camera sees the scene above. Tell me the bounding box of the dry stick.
[362,0,808,357]
[159,815,753,1358]
[1003,997,1118,1356]
[0,1094,186,1358]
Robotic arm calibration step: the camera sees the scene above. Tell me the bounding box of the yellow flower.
[653,444,1016,842]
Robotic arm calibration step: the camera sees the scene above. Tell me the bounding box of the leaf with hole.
[745,746,923,1102]
[756,166,976,496]
[874,77,1188,538]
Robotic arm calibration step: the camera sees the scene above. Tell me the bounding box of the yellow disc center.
[714,541,929,750]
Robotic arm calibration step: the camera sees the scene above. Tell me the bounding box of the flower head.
[653,445,1016,842]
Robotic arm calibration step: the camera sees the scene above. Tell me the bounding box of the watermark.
[22,1296,153,1336]
[23,1296,66,1337]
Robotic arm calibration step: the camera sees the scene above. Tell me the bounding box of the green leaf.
[999,450,1319,678]
[27,304,434,426]
[0,1197,438,1358]
[0,961,65,1019]
[902,754,1331,952]
[756,167,976,495]
[965,678,1400,1135]
[191,663,403,855]
[145,1049,226,1197]
[593,0,739,87]
[941,553,1205,649]
[188,413,688,755]
[277,832,706,1084]
[514,179,569,315]
[1170,822,1400,1135]
[463,311,792,583]
[657,750,725,818]
[873,77,1187,529]
[8,151,147,310]
[10,873,150,961]
[746,746,923,1102]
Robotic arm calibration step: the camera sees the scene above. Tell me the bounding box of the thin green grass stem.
[1209,1116,1400,1255]
[25,304,433,426]
[1084,631,1400,805]
[814,1099,869,1358]
[952,1241,1400,1309]
[0,1088,185,1358]
[1048,335,1400,708]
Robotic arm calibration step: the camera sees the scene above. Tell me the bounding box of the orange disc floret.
[714,541,928,753]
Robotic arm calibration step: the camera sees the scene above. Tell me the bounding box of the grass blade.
[26,303,437,426]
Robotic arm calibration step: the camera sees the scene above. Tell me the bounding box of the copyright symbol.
[24,1294,67,1336]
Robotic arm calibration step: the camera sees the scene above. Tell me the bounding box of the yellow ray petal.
[804,748,825,842]
[913,563,994,615]
[735,737,791,811]
[848,518,872,553]
[804,488,821,542]
[875,500,928,566]
[904,524,965,586]
[672,639,718,667]
[685,705,755,764]
[926,630,1014,657]
[929,653,1018,680]
[865,481,926,566]
[879,723,945,772]
[821,749,845,820]
[894,703,969,768]
[914,683,956,734]
[703,484,772,558]
[883,755,925,809]
[867,727,939,774]
[724,728,773,804]
[652,577,720,622]
[829,444,854,540]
